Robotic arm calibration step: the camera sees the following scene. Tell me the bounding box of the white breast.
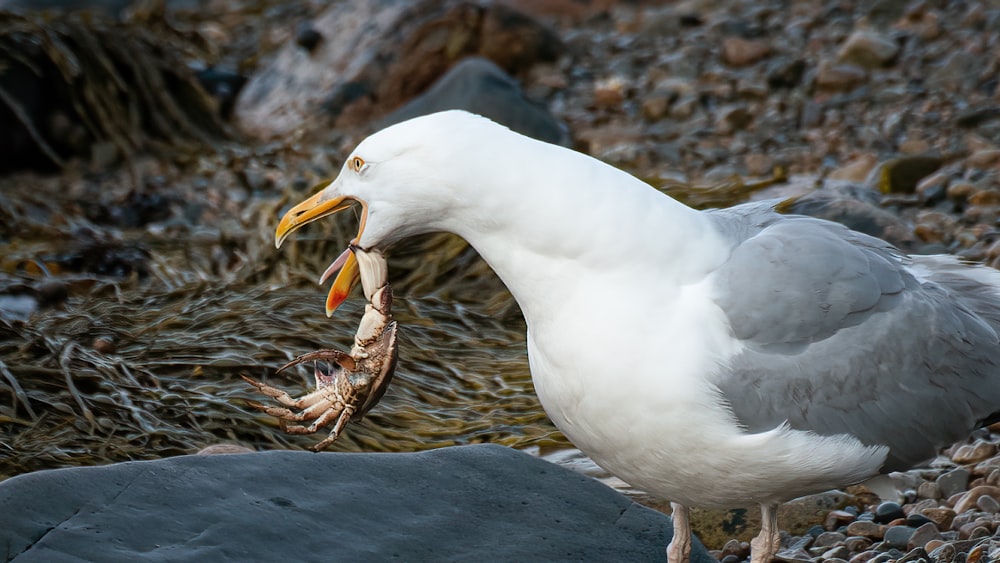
[525,276,888,508]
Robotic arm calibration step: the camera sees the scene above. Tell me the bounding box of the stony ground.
[3,0,1000,561]
[510,2,1000,561]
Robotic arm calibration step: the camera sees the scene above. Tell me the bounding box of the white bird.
[274,110,1000,563]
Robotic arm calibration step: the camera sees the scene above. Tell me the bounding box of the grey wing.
[706,207,1000,471]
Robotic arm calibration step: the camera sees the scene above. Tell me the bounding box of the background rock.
[378,57,569,145]
[234,0,561,139]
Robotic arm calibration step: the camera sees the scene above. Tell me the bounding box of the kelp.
[0,158,565,479]
[0,9,227,172]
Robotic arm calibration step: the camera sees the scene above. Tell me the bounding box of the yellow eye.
[349,156,365,172]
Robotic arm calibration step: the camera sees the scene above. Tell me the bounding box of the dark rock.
[766,58,806,89]
[873,501,905,524]
[295,23,323,53]
[904,513,935,528]
[194,67,248,120]
[823,546,850,560]
[379,57,568,146]
[955,105,1000,128]
[883,525,916,549]
[866,156,944,194]
[0,445,715,562]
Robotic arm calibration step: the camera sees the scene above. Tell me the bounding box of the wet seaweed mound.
[0,10,227,172]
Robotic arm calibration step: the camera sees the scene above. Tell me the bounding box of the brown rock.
[842,535,872,553]
[641,94,671,121]
[923,539,945,553]
[846,520,885,539]
[967,149,1000,168]
[722,37,771,67]
[744,153,774,176]
[947,183,978,202]
[829,154,878,182]
[958,523,990,539]
[837,30,899,68]
[815,61,867,92]
[917,480,942,499]
[593,77,627,108]
[825,509,857,531]
[953,486,1000,514]
[921,507,956,529]
[968,191,1000,207]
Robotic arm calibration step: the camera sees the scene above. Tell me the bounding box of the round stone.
[873,501,905,524]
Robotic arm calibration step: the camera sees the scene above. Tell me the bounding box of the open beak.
[275,187,368,317]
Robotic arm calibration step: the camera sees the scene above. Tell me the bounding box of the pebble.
[721,37,771,67]
[908,521,942,551]
[883,525,915,549]
[873,501,905,524]
[814,61,867,92]
[814,531,847,547]
[905,513,934,527]
[846,520,885,540]
[843,536,873,552]
[837,30,899,68]
[953,440,999,464]
[823,545,851,560]
[937,468,971,499]
[921,507,957,530]
[954,486,1000,514]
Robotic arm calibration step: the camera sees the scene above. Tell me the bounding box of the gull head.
[274,110,491,315]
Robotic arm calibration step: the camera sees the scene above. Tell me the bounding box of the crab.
[243,248,399,451]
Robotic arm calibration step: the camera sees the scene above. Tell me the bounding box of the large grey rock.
[379,57,569,145]
[0,444,714,562]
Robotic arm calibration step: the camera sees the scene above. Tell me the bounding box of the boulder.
[0,444,714,562]
[234,0,561,139]
[378,57,568,145]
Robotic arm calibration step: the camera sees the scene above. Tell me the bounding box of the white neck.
[429,129,726,327]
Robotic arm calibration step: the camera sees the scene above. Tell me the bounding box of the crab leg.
[243,248,398,449]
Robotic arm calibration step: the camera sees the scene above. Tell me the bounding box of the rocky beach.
[1,0,1000,561]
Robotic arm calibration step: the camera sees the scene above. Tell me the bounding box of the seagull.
[274,110,1000,563]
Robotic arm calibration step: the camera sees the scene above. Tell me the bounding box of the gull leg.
[666,502,691,563]
[750,503,780,563]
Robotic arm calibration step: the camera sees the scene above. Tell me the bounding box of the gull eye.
[349,156,365,173]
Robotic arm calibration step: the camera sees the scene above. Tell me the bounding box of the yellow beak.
[274,187,369,317]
